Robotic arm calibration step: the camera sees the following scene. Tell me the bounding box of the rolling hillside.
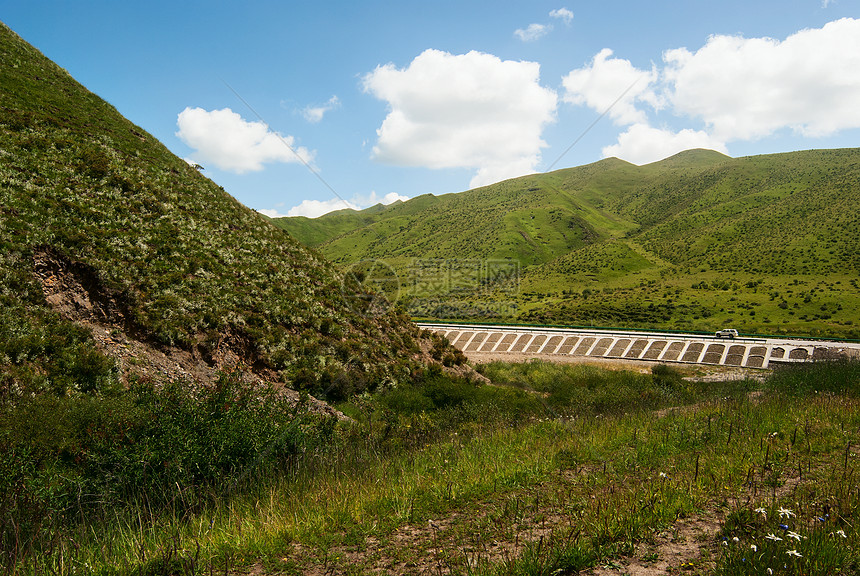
[0,22,445,402]
[275,148,860,338]
[275,158,640,267]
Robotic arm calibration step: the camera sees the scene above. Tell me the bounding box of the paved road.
[419,323,860,369]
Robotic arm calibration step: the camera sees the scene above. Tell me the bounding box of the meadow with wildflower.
[718,503,855,575]
[2,16,860,576]
[3,359,858,574]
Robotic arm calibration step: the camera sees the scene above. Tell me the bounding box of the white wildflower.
[778,507,795,519]
[836,529,847,538]
[750,544,758,552]
[765,533,783,541]
[786,549,802,558]
[754,507,768,518]
[787,531,805,541]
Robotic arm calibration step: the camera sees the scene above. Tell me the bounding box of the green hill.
[276,147,860,338]
[0,22,442,402]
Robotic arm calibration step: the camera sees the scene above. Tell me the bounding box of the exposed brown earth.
[32,248,487,418]
[33,247,346,417]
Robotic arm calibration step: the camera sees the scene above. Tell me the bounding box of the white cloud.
[602,123,728,165]
[663,18,860,141]
[363,49,558,188]
[286,198,360,218]
[515,23,551,42]
[515,9,571,42]
[549,7,573,25]
[302,95,340,123]
[353,190,410,206]
[562,19,860,165]
[561,48,659,125]
[382,192,408,204]
[256,208,288,219]
[284,190,409,219]
[176,107,314,173]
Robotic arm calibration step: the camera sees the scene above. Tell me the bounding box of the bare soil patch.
[268,472,728,576]
[33,247,345,418]
[585,514,722,576]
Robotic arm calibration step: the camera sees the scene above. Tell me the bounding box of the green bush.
[766,358,860,396]
[0,372,336,561]
[651,363,684,396]
[375,368,543,428]
[475,359,750,417]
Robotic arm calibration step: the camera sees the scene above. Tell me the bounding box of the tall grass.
[765,357,860,397]
[3,361,859,574]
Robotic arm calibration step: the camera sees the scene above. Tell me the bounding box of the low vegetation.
[3,17,859,576]
[275,149,860,339]
[0,21,431,401]
[2,359,858,575]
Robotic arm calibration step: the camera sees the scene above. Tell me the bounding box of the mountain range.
[275,147,860,338]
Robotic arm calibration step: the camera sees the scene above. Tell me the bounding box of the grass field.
[2,17,860,576]
[4,359,858,575]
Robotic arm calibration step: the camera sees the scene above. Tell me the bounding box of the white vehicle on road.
[715,328,739,339]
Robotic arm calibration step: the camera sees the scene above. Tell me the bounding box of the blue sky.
[3,1,860,217]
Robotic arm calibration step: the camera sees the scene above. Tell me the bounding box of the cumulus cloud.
[363,49,557,188]
[302,95,340,123]
[602,123,728,165]
[286,198,360,218]
[561,18,860,165]
[381,191,408,203]
[285,190,409,218]
[353,190,410,206]
[663,18,860,141]
[256,208,288,219]
[561,48,659,125]
[176,107,314,173]
[515,23,551,42]
[550,7,573,25]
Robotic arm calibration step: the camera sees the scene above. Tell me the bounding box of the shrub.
[766,358,860,397]
[0,372,336,559]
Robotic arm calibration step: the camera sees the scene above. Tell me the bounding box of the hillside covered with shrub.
[0,21,442,402]
[276,148,860,338]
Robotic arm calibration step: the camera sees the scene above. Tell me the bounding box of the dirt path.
[260,464,726,576]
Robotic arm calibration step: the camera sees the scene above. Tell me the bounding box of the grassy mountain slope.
[268,201,400,247]
[276,147,860,338]
[274,160,641,270]
[274,152,736,269]
[0,22,440,400]
[521,148,860,335]
[599,148,859,274]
